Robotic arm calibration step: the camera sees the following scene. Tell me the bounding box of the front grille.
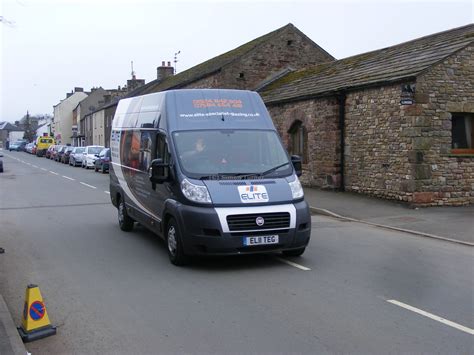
[226,212,290,231]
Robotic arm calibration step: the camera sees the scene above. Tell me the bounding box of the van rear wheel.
[282,247,306,257]
[166,218,188,266]
[118,198,134,231]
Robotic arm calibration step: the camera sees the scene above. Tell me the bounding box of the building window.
[288,120,307,162]
[452,113,474,154]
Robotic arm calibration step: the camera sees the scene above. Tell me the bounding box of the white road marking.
[49,171,59,175]
[275,257,311,271]
[104,191,110,194]
[62,176,75,181]
[387,299,474,335]
[41,168,47,171]
[32,165,38,168]
[26,163,31,166]
[80,182,97,189]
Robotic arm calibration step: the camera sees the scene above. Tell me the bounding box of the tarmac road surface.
[1,151,473,354]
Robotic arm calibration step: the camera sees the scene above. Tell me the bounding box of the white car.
[81,145,105,169]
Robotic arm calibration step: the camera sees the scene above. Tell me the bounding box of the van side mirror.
[149,158,170,184]
[291,155,302,177]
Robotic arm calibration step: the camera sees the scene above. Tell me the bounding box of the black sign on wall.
[400,83,416,105]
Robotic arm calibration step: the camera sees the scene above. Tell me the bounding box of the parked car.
[61,146,74,164]
[69,147,85,166]
[50,145,62,160]
[94,148,111,173]
[55,145,68,162]
[82,145,104,169]
[9,140,27,152]
[45,145,55,159]
[25,143,34,153]
[31,145,37,155]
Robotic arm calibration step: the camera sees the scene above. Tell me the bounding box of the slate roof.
[0,122,21,131]
[261,24,474,104]
[123,23,333,99]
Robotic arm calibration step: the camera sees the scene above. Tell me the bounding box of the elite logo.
[238,185,269,203]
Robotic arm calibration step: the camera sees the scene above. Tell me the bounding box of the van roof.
[114,89,276,132]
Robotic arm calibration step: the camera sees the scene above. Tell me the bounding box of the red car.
[45,145,56,159]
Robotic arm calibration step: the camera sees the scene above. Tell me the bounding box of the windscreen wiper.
[258,162,291,177]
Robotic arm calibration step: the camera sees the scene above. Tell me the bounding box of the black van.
[109,89,311,265]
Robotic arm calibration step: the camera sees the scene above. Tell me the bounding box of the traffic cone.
[17,284,56,342]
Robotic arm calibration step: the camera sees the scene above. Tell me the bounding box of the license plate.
[243,235,279,246]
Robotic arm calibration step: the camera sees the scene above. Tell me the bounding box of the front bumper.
[175,200,311,256]
[85,158,96,167]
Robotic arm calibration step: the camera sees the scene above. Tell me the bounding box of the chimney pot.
[167,61,171,67]
[162,61,165,66]
[157,64,174,81]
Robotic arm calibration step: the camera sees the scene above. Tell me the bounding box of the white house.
[53,88,88,145]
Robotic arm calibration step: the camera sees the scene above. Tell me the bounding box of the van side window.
[156,134,170,164]
[139,131,153,171]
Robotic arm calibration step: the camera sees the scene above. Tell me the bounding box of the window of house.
[288,120,307,162]
[452,113,474,154]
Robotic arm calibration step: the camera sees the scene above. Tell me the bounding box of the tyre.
[118,197,134,231]
[166,218,189,266]
[282,247,306,257]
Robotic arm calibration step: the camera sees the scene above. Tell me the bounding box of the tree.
[22,111,35,142]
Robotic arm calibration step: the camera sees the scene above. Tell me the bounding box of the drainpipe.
[338,92,346,191]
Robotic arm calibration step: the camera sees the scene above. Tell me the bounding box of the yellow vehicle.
[36,136,55,157]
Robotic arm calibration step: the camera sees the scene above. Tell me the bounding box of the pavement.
[303,188,474,246]
[0,160,472,353]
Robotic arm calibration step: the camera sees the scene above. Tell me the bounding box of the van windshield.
[173,130,292,179]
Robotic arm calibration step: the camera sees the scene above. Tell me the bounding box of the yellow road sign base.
[18,324,57,343]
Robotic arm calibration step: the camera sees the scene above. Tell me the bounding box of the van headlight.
[289,176,304,199]
[181,178,212,204]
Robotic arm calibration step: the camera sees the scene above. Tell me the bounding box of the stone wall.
[267,98,340,188]
[344,83,417,202]
[410,44,474,206]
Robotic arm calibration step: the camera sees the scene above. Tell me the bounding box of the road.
[1,151,473,354]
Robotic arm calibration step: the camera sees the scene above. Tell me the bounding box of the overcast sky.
[0,0,472,121]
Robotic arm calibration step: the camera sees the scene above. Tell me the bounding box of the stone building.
[260,24,474,206]
[98,23,335,134]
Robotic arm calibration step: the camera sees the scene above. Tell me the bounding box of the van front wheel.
[166,218,188,266]
[118,198,134,231]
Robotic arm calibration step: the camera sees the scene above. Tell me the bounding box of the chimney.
[157,61,174,81]
[74,87,84,92]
